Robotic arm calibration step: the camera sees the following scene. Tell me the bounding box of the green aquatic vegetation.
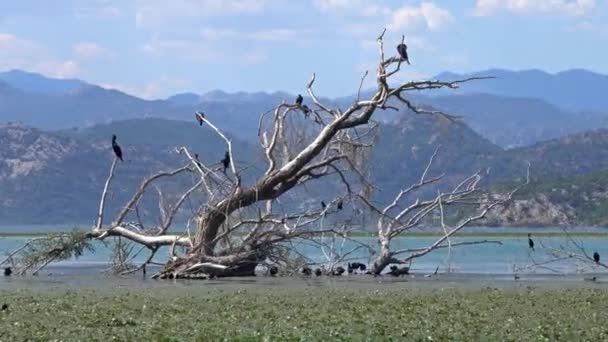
[0,287,608,340]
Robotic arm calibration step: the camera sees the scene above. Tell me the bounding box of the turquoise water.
[1,234,607,276]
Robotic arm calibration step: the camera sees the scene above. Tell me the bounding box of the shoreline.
[2,230,608,238]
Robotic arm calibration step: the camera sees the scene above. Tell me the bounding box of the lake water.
[2,231,608,274]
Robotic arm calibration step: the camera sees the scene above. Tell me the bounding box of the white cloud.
[472,0,596,17]
[199,27,316,43]
[314,0,359,12]
[0,33,80,78]
[136,0,271,28]
[35,60,81,78]
[103,76,192,99]
[142,38,267,65]
[73,0,125,18]
[73,42,112,59]
[388,2,453,32]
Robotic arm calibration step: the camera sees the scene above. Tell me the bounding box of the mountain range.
[2,68,608,225]
[1,68,608,147]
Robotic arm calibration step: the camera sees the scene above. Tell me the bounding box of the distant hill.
[4,112,608,225]
[2,68,608,148]
[0,69,87,95]
[412,93,607,147]
[434,68,608,113]
[0,120,259,224]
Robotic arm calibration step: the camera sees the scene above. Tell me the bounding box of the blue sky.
[0,0,606,99]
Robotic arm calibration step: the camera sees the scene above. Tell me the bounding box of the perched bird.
[1,304,8,311]
[351,262,366,271]
[301,104,311,117]
[111,134,123,161]
[337,201,343,210]
[194,153,203,168]
[594,251,600,264]
[295,94,303,106]
[221,151,230,173]
[3,267,12,277]
[321,201,327,209]
[314,268,323,276]
[195,111,205,126]
[347,263,354,274]
[388,265,409,277]
[333,266,345,276]
[528,233,535,251]
[302,266,312,276]
[396,43,410,64]
[269,265,278,276]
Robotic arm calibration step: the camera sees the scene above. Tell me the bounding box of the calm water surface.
[1,225,608,289]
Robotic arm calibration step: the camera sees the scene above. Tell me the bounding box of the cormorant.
[194,153,203,168]
[388,265,409,276]
[295,94,303,106]
[347,263,354,274]
[221,151,230,172]
[314,268,323,276]
[3,267,12,277]
[333,266,345,276]
[112,134,123,161]
[269,265,278,276]
[594,251,600,264]
[528,233,535,251]
[302,266,312,276]
[321,201,327,209]
[337,200,343,210]
[195,111,205,126]
[301,104,311,117]
[396,43,410,65]
[351,262,366,271]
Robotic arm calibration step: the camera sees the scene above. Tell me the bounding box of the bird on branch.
[112,134,123,161]
[528,233,535,251]
[221,151,231,173]
[397,43,410,65]
[295,94,303,106]
[594,251,600,264]
[195,111,205,126]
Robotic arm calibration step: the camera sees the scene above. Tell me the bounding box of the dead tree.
[7,30,499,278]
[359,147,517,275]
[513,229,608,277]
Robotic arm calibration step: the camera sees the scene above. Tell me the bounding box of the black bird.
[347,263,354,274]
[594,251,600,264]
[388,265,409,277]
[195,111,205,126]
[269,265,278,276]
[111,134,123,161]
[314,268,323,276]
[302,266,312,276]
[3,267,11,277]
[528,233,535,251]
[396,43,410,65]
[337,200,343,210]
[1,304,8,311]
[194,153,203,168]
[333,266,345,276]
[142,264,147,277]
[221,151,230,172]
[301,104,311,118]
[321,201,327,209]
[351,262,366,271]
[295,94,303,106]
